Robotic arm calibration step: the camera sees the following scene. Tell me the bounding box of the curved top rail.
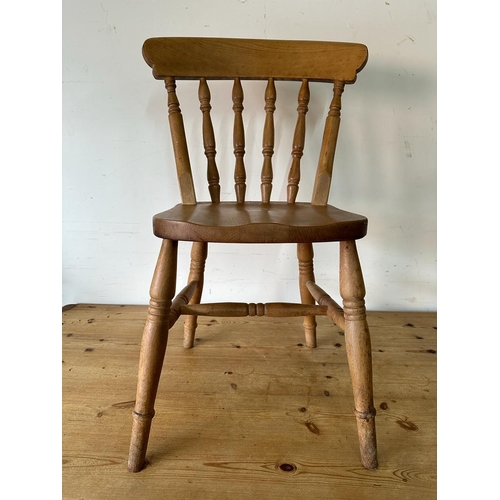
[143,37,368,84]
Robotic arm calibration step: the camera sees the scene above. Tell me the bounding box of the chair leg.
[297,242,317,348]
[183,242,208,348]
[339,240,378,470]
[128,239,178,473]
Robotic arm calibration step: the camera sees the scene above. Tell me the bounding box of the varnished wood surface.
[63,305,436,500]
[287,79,310,204]
[135,39,378,475]
[312,81,345,206]
[165,78,197,205]
[198,79,220,203]
[143,38,368,83]
[260,78,276,203]
[152,202,368,243]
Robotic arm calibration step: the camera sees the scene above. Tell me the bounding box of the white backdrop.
[62,0,436,311]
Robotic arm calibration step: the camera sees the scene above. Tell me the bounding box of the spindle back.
[142,37,368,206]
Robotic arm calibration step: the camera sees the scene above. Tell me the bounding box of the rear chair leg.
[339,240,378,470]
[183,242,208,348]
[297,242,317,348]
[128,239,178,472]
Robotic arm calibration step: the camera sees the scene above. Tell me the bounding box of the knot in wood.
[277,462,297,473]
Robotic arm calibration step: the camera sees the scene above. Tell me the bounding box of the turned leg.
[128,239,178,472]
[339,240,378,470]
[297,242,317,348]
[183,242,208,348]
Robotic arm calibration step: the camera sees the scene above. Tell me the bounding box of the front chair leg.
[128,239,178,472]
[339,240,378,470]
[297,242,317,348]
[183,242,208,348]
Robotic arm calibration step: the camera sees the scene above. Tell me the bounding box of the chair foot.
[128,411,155,472]
[303,322,317,348]
[183,319,197,349]
[354,409,378,470]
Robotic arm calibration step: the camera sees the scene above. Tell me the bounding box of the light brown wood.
[297,243,317,348]
[63,305,437,500]
[143,38,368,83]
[232,78,246,203]
[128,37,382,474]
[167,279,199,330]
[312,80,345,206]
[183,242,208,348]
[180,302,328,317]
[287,79,310,204]
[128,239,178,472]
[306,279,346,330]
[153,202,368,243]
[165,78,196,205]
[260,78,276,203]
[198,79,220,203]
[340,240,377,470]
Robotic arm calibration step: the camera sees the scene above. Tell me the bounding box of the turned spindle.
[199,78,220,203]
[232,78,246,203]
[261,78,276,203]
[164,78,196,205]
[297,243,317,348]
[287,79,310,203]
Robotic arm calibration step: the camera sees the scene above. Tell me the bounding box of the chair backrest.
[142,37,368,206]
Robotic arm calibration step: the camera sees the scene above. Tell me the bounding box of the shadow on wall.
[344,59,437,204]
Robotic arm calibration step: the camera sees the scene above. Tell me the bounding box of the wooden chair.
[128,37,377,473]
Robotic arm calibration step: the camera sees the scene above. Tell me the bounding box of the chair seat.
[153,202,368,243]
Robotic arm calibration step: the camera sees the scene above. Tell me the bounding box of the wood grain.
[312,80,345,206]
[165,78,196,205]
[128,240,178,472]
[340,240,377,469]
[143,38,368,83]
[297,243,317,348]
[232,78,246,203]
[152,202,368,243]
[198,78,220,203]
[260,78,276,203]
[63,305,436,500]
[306,280,346,330]
[183,242,208,348]
[287,79,310,204]
[132,36,381,478]
[180,302,328,318]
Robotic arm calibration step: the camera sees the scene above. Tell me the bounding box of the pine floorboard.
[62,304,437,500]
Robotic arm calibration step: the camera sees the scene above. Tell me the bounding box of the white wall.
[62,0,436,311]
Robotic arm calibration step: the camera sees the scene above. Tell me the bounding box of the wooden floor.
[62,305,437,500]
